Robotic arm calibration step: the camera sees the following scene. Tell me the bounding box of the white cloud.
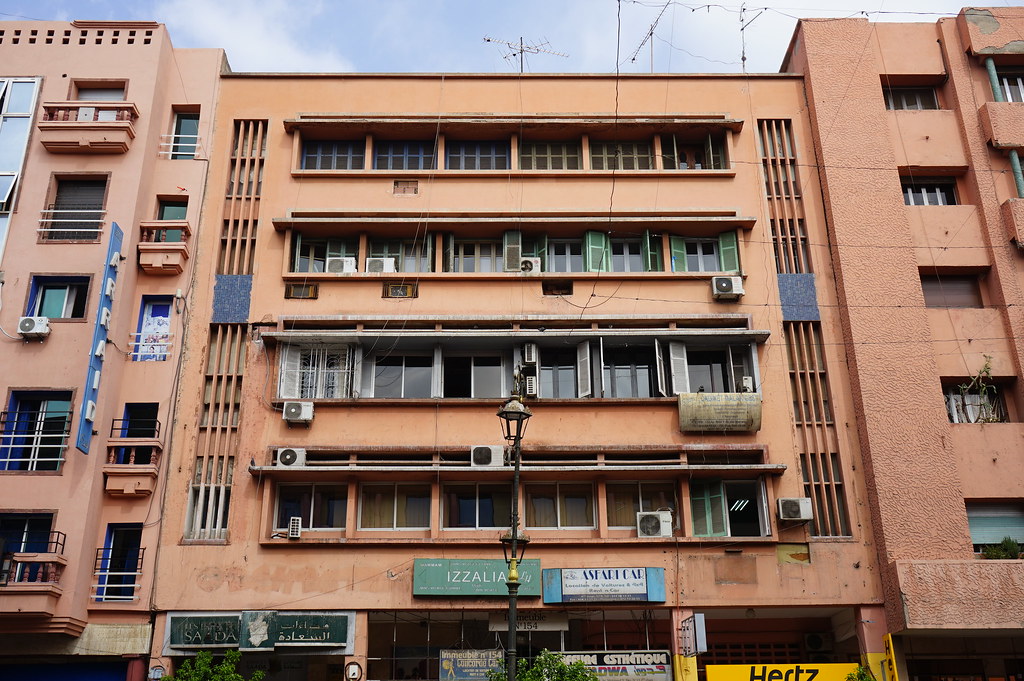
[153,0,354,72]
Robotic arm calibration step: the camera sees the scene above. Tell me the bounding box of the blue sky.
[0,0,1005,73]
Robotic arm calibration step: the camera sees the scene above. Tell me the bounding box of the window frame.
[606,481,678,529]
[441,353,509,398]
[690,478,769,538]
[274,482,348,532]
[132,295,173,361]
[883,86,939,110]
[524,482,596,529]
[170,112,200,160]
[441,482,512,529]
[447,238,505,273]
[358,482,432,530]
[590,141,654,170]
[518,141,580,170]
[920,274,984,308]
[0,391,73,471]
[943,382,1009,424]
[27,275,90,319]
[445,141,509,170]
[368,238,433,273]
[373,141,436,170]
[902,178,957,206]
[301,140,365,170]
[279,344,354,399]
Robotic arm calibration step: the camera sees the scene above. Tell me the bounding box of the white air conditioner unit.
[520,257,542,274]
[18,316,50,339]
[740,375,756,393]
[711,276,745,300]
[637,510,673,538]
[288,516,303,539]
[275,447,307,467]
[366,257,396,273]
[803,633,834,653]
[777,497,814,521]
[470,445,505,467]
[282,401,314,423]
[325,256,357,274]
[523,375,538,398]
[522,343,539,366]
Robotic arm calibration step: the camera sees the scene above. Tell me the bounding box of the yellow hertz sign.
[706,664,858,681]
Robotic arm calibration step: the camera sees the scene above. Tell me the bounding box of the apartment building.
[147,55,882,681]
[0,21,222,681]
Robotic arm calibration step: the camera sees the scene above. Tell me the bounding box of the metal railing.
[42,102,138,123]
[159,134,201,159]
[0,530,67,586]
[130,333,174,362]
[91,546,144,601]
[38,203,105,241]
[0,410,72,471]
[109,418,161,439]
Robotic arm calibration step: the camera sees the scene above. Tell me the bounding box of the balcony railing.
[107,418,161,466]
[91,546,145,601]
[139,220,191,244]
[0,410,72,471]
[42,102,138,123]
[37,203,105,241]
[130,333,173,362]
[0,530,67,586]
[159,134,201,159]
[138,220,193,275]
[37,101,139,154]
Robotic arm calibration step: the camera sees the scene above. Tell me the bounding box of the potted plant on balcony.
[981,536,1023,560]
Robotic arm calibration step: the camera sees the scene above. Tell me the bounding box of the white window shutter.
[597,337,606,397]
[338,345,352,397]
[654,339,667,397]
[431,345,443,398]
[351,345,364,397]
[279,345,301,399]
[669,341,688,394]
[576,341,592,398]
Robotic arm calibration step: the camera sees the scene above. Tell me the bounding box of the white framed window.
[690,479,768,537]
[29,276,89,319]
[442,354,506,398]
[902,178,957,206]
[442,483,511,529]
[275,483,347,531]
[279,345,353,399]
[185,456,233,540]
[663,341,755,395]
[606,481,677,528]
[547,239,584,272]
[448,239,504,272]
[369,238,432,273]
[998,69,1024,103]
[668,231,740,273]
[883,86,939,110]
[359,483,431,529]
[371,354,433,398]
[291,234,357,272]
[525,482,595,529]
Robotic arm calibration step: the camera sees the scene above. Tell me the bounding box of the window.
[374,141,436,170]
[133,296,172,361]
[279,345,352,399]
[447,239,504,272]
[681,345,753,394]
[519,142,580,170]
[525,483,594,528]
[663,133,728,170]
[547,239,583,272]
[185,455,233,541]
[372,354,432,398]
[276,483,347,531]
[0,78,39,232]
[75,84,125,122]
[997,69,1024,103]
[442,355,506,398]
[902,178,957,206]
[539,349,579,398]
[94,524,142,601]
[302,140,365,170]
[966,503,1024,552]
[920,274,983,308]
[668,232,740,273]
[170,112,199,159]
[610,239,644,272]
[111,402,159,465]
[944,382,1008,424]
[606,482,676,528]
[150,199,188,242]
[883,86,939,110]
[602,348,655,398]
[369,238,432,273]
[0,391,72,471]
[590,142,653,170]
[442,483,511,528]
[359,483,430,529]
[42,178,106,241]
[0,513,54,583]
[28,276,89,319]
[690,479,767,537]
[291,235,358,273]
[446,141,509,170]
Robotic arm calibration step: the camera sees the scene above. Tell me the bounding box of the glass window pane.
[607,483,639,526]
[0,116,30,171]
[361,486,396,528]
[312,485,347,528]
[374,357,404,398]
[526,484,557,527]
[38,286,69,318]
[473,356,503,398]
[478,484,511,528]
[404,356,433,398]
[397,484,431,528]
[277,485,311,529]
[560,484,594,527]
[7,82,37,113]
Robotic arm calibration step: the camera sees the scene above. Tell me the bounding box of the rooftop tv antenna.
[483,36,568,73]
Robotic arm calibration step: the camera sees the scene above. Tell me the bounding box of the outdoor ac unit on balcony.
[275,447,306,467]
[470,445,505,467]
[325,256,357,274]
[520,257,542,274]
[366,257,396,273]
[523,375,538,398]
[637,511,673,538]
[711,276,745,300]
[777,497,814,522]
[288,516,302,539]
[18,316,50,339]
[522,343,539,366]
[282,401,314,424]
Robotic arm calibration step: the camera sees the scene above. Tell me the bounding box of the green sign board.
[169,615,241,648]
[413,559,542,597]
[169,612,350,651]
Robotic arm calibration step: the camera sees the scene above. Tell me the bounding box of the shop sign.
[542,568,665,603]
[168,611,351,651]
[440,649,502,680]
[882,634,900,681]
[677,392,762,432]
[169,615,241,648]
[487,611,569,632]
[413,559,542,597]
[705,664,859,681]
[561,650,671,681]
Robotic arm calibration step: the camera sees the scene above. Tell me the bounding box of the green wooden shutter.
[642,230,663,271]
[584,231,609,272]
[669,236,688,273]
[718,230,739,273]
[690,480,727,537]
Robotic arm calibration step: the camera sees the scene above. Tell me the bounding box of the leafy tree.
[487,650,598,681]
[982,536,1022,560]
[165,650,265,681]
[845,666,874,681]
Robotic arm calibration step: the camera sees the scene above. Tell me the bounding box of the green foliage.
[981,536,1022,560]
[165,650,265,681]
[955,355,1002,423]
[845,666,874,681]
[486,650,598,681]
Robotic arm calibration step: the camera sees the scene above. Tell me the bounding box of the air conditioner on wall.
[637,511,673,538]
[366,257,397,273]
[711,276,745,301]
[275,447,307,467]
[325,256,357,274]
[522,343,539,366]
[470,445,505,467]
[520,257,542,274]
[288,516,303,539]
[18,316,50,339]
[282,401,314,423]
[777,497,814,521]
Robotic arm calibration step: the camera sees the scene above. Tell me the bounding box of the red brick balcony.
[137,220,191,275]
[0,531,67,617]
[36,101,139,154]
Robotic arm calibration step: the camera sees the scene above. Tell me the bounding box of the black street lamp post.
[497,395,532,681]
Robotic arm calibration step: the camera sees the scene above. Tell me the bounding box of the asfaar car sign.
[706,664,859,681]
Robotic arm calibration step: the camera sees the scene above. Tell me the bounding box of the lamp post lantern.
[497,395,532,681]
